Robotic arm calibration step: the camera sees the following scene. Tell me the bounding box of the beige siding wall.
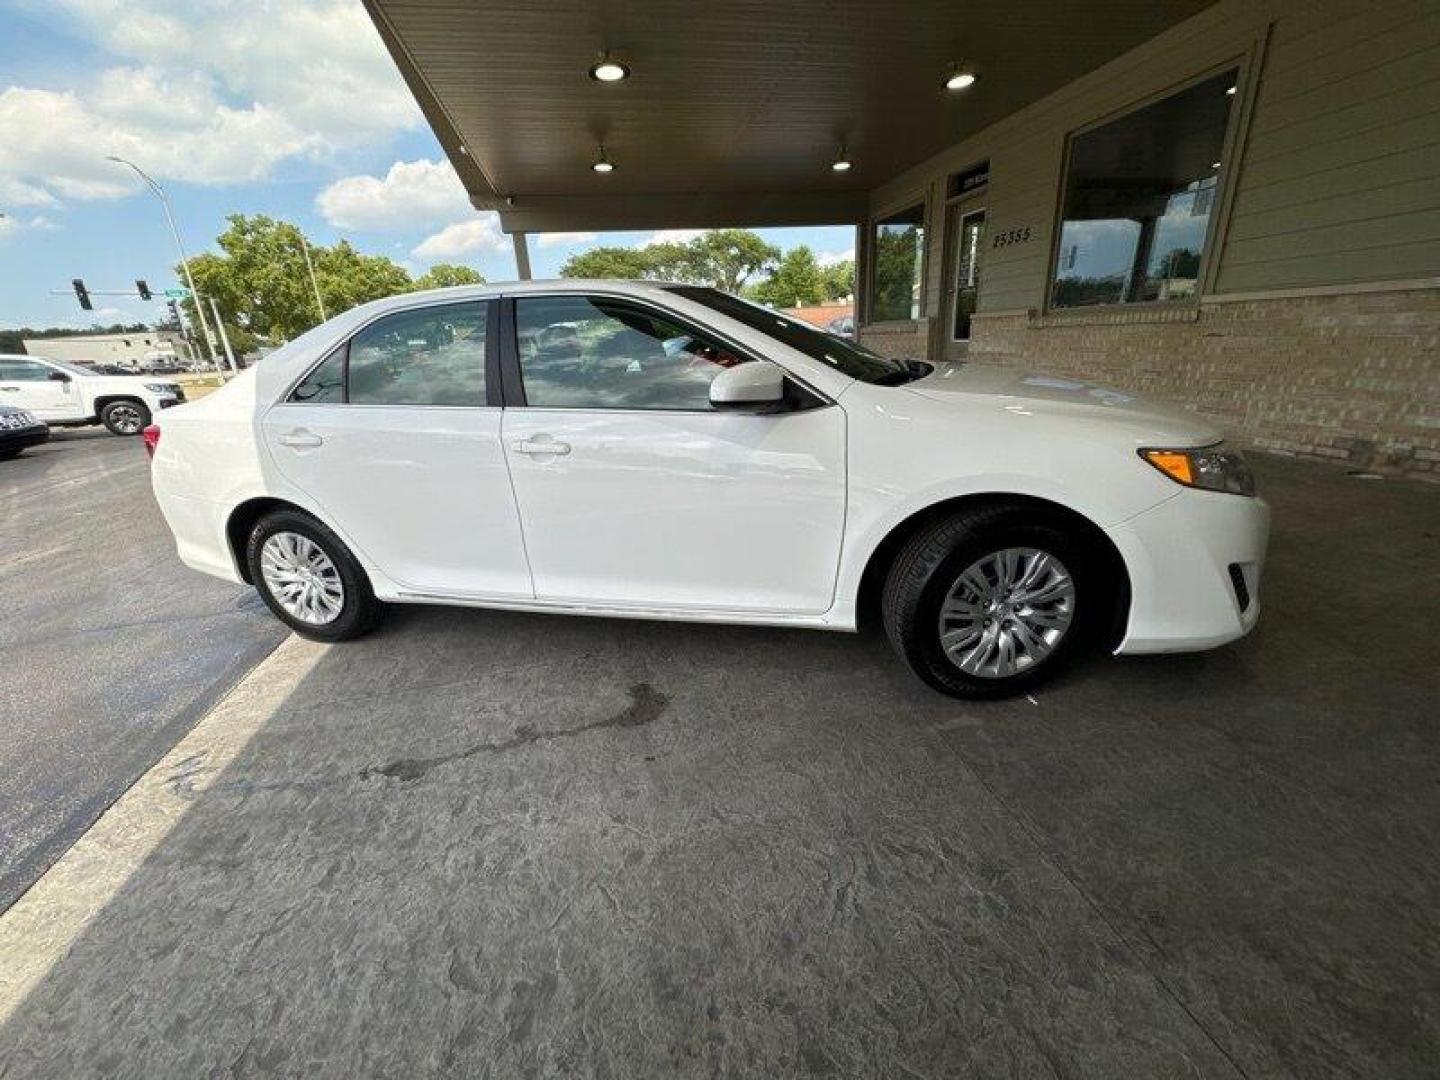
[858,0,1440,479]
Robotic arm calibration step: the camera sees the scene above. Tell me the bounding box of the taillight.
[142,424,161,459]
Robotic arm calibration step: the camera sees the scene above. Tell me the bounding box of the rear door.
[500,292,846,614]
[259,299,533,599]
[0,359,81,420]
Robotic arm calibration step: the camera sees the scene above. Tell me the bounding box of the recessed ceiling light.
[831,147,852,172]
[589,53,630,82]
[593,145,616,173]
[1226,84,1238,95]
[1212,160,1222,169]
[945,63,977,91]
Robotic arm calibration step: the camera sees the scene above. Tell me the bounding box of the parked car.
[0,404,49,459]
[0,354,184,435]
[148,281,1268,698]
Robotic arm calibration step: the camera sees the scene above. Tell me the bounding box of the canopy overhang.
[363,0,1214,234]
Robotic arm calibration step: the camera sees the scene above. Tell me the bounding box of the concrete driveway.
[0,431,285,912]
[1,455,1436,1078]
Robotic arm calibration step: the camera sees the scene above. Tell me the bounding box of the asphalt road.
[0,429,285,912]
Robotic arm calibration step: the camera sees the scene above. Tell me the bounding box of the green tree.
[559,246,656,279]
[686,229,779,292]
[180,214,416,342]
[412,263,485,290]
[751,246,825,308]
[820,259,854,301]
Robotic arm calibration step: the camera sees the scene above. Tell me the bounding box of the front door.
[0,358,81,420]
[502,293,847,614]
[259,299,533,599]
[941,202,986,362]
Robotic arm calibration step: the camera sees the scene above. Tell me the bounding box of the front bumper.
[0,423,50,453]
[1106,488,1270,654]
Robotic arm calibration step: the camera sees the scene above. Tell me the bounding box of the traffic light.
[72,279,92,311]
[136,279,152,301]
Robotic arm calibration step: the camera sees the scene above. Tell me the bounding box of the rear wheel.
[882,505,1098,698]
[100,399,150,436]
[245,509,382,641]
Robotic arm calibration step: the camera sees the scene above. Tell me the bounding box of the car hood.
[905,362,1222,448]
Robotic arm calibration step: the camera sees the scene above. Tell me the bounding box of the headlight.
[144,382,176,394]
[1140,442,1256,496]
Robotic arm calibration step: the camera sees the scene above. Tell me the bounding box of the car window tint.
[0,360,51,382]
[289,345,347,403]
[347,302,487,407]
[514,296,749,410]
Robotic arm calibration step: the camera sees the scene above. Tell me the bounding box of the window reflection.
[1051,69,1236,308]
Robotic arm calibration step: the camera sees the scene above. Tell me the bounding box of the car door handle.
[0,386,19,392]
[278,430,324,449]
[513,437,571,456]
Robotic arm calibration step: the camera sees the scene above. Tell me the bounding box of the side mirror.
[47,370,71,382]
[709,360,786,412]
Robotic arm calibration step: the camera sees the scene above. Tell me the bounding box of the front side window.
[664,286,912,384]
[515,295,750,411]
[288,302,488,406]
[1050,68,1238,309]
[0,359,52,382]
[870,204,925,322]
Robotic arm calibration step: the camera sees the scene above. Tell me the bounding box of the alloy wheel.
[937,547,1076,678]
[259,531,345,625]
[108,404,145,434]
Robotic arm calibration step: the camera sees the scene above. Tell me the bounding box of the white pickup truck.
[0,353,184,435]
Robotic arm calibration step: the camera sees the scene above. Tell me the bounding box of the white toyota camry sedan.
[149,280,1268,697]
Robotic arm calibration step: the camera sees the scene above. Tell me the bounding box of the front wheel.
[245,509,382,641]
[100,399,151,436]
[883,506,1098,698]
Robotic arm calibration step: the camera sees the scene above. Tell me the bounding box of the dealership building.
[365,0,1438,478]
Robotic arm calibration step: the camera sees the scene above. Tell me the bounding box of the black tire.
[245,508,383,642]
[882,504,1100,699]
[0,449,21,461]
[100,399,151,436]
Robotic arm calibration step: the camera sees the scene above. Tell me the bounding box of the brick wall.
[857,320,929,362]
[945,288,1440,481]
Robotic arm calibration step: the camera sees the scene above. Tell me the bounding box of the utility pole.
[105,156,219,367]
[209,297,237,371]
[298,233,327,323]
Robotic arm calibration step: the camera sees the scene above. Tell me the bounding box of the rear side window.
[288,302,488,407]
[291,345,346,403]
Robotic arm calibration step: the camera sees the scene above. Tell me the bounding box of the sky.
[0,0,855,330]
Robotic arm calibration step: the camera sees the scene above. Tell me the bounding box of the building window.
[1050,68,1238,309]
[870,204,925,322]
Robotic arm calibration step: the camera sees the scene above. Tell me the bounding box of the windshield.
[663,286,919,384]
[41,358,101,377]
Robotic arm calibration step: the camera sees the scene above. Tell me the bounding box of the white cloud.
[817,247,855,266]
[641,229,705,246]
[0,213,59,242]
[316,158,471,231]
[0,1,422,207]
[412,215,509,259]
[536,231,598,248]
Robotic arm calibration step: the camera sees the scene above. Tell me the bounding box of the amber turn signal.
[1142,450,1195,486]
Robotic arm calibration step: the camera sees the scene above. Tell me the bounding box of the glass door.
[946,205,986,355]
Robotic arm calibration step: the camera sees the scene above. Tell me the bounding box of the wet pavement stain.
[360,683,668,782]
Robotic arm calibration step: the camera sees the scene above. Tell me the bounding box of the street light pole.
[297,232,327,323]
[106,156,219,369]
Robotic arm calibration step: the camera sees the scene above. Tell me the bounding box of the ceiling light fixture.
[1226,84,1238,95]
[589,52,630,82]
[831,147,852,172]
[592,145,616,173]
[944,63,977,91]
